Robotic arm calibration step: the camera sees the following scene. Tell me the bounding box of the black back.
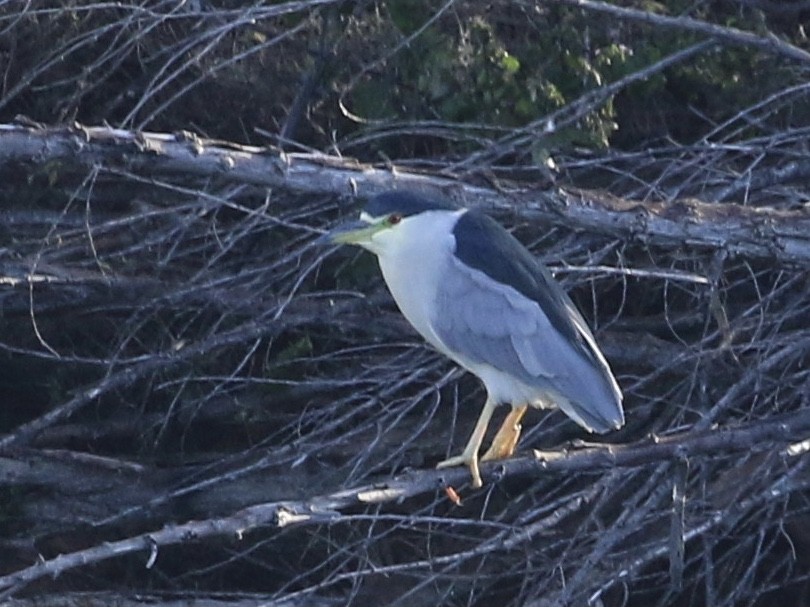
[364,190,458,219]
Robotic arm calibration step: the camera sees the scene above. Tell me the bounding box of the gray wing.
[432,254,623,433]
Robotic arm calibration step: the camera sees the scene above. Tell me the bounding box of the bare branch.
[1,124,809,266]
[2,406,809,599]
[548,0,810,64]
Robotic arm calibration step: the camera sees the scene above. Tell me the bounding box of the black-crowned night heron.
[324,190,623,487]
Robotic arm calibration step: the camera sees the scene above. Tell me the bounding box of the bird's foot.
[481,405,528,462]
[436,451,482,488]
[480,429,519,462]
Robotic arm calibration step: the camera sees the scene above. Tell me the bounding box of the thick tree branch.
[2,124,809,266]
[2,407,809,599]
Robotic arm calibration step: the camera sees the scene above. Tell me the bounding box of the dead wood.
[2,123,809,266]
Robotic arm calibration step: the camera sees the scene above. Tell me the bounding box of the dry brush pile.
[0,1,809,606]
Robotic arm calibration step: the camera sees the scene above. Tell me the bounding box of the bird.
[322,190,623,487]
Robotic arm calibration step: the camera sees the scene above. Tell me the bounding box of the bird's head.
[321,191,460,256]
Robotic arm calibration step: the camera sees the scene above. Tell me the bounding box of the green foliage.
[0,0,805,154]
[349,6,618,135]
[338,0,805,154]
[341,3,643,151]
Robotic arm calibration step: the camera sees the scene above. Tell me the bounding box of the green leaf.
[500,52,520,74]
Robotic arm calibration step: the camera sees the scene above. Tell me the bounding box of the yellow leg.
[481,405,528,462]
[436,397,496,488]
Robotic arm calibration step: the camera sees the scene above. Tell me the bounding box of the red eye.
[388,213,402,225]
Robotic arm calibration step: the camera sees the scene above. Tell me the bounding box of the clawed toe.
[436,452,482,488]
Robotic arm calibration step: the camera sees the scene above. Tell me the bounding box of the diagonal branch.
[547,0,810,64]
[2,407,809,599]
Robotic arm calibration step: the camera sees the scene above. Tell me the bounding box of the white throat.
[368,209,464,353]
